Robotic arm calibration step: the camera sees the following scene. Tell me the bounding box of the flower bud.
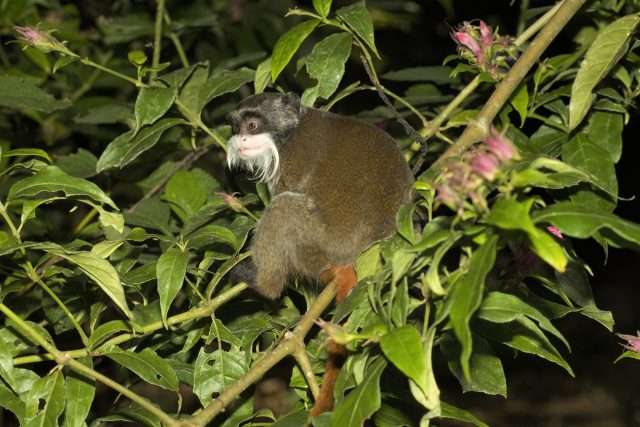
[617,332,640,353]
[14,26,74,56]
[453,31,484,64]
[315,319,356,345]
[479,21,493,48]
[470,152,499,181]
[546,226,564,239]
[483,128,516,162]
[216,191,244,213]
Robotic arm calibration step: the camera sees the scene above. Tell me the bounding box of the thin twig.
[150,0,166,82]
[188,283,337,426]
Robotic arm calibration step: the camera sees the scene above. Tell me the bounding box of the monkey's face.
[227,111,280,183]
[226,92,303,184]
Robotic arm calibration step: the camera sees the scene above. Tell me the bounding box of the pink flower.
[453,32,484,64]
[479,21,493,48]
[547,226,564,239]
[483,127,516,161]
[617,331,640,353]
[216,191,244,212]
[13,25,74,55]
[470,152,499,181]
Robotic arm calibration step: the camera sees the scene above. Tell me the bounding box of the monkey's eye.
[246,120,258,131]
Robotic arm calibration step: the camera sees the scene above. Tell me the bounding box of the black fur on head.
[228,92,304,145]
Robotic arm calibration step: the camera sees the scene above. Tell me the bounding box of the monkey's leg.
[311,266,357,417]
[252,192,332,299]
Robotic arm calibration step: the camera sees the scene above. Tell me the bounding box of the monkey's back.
[275,108,413,263]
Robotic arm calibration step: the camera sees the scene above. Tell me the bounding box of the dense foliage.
[1,0,640,426]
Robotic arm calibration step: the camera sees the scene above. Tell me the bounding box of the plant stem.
[13,283,248,366]
[429,0,585,170]
[293,342,320,399]
[151,0,166,82]
[0,302,177,426]
[80,57,147,87]
[164,12,190,68]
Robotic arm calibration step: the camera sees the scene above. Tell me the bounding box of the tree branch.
[428,0,585,171]
[187,283,337,426]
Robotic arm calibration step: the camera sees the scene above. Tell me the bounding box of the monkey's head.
[227,92,303,183]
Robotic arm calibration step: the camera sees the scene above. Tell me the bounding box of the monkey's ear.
[282,92,301,115]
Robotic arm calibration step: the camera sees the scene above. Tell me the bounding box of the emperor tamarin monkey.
[227,92,414,299]
[227,92,413,415]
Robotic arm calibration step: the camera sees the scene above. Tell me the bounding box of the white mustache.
[227,133,280,183]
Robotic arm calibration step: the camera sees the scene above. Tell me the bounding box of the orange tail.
[310,266,357,417]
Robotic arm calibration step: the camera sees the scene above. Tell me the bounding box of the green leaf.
[8,165,116,209]
[313,0,332,17]
[186,224,238,251]
[88,320,131,350]
[407,326,440,410]
[64,357,95,427]
[124,199,172,236]
[36,244,132,319]
[336,1,379,58]
[0,74,70,113]
[440,332,506,397]
[134,87,177,134]
[478,292,569,350]
[98,208,125,234]
[391,249,415,286]
[486,198,567,272]
[254,57,272,94]
[561,134,617,211]
[162,170,208,223]
[449,234,498,380]
[380,325,426,391]
[193,349,248,406]
[52,56,78,73]
[587,111,623,163]
[104,346,179,391]
[56,149,98,179]
[395,203,417,244]
[0,381,26,424]
[128,50,147,66]
[355,243,382,279]
[510,83,529,127]
[439,402,489,427]
[512,155,616,196]
[569,13,640,130]
[532,202,640,249]
[198,68,255,115]
[96,118,184,172]
[24,371,65,427]
[157,247,189,325]
[74,104,133,125]
[271,20,319,81]
[478,317,574,376]
[614,350,640,363]
[1,148,51,162]
[373,404,414,427]
[331,357,387,427]
[306,33,353,100]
